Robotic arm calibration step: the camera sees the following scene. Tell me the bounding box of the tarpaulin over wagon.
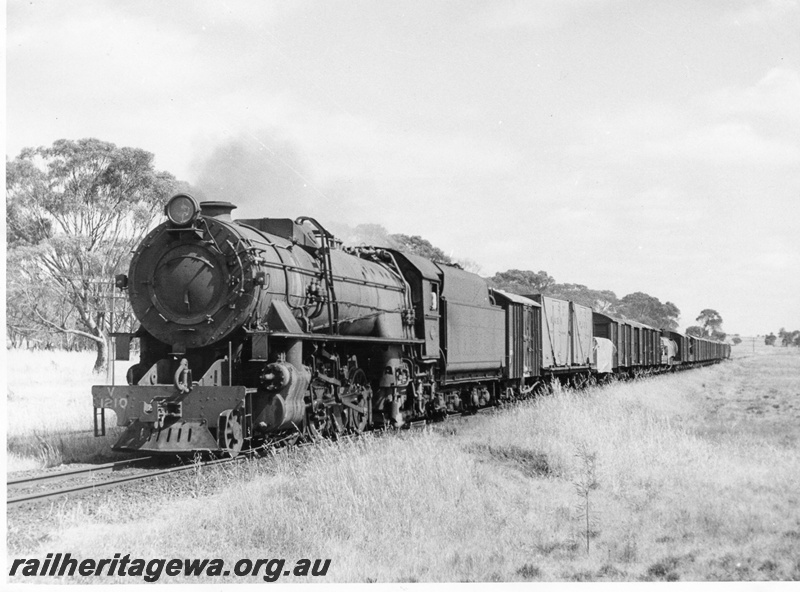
[593,337,616,373]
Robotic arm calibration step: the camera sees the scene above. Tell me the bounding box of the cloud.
[571,68,800,167]
[678,122,800,165]
[282,107,518,182]
[8,0,290,37]
[478,0,619,30]
[725,0,799,25]
[8,0,519,209]
[705,67,800,126]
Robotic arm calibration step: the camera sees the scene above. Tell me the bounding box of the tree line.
[765,330,800,347]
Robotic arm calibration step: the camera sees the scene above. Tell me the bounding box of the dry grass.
[7,345,800,582]
[455,360,800,580]
[6,349,127,472]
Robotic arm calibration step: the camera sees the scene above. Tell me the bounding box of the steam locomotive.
[92,194,730,455]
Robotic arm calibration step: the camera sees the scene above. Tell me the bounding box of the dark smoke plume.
[190,129,320,220]
[188,129,460,264]
[190,129,387,245]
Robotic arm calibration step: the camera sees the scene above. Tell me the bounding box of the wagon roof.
[663,329,686,339]
[490,289,541,307]
[621,318,657,330]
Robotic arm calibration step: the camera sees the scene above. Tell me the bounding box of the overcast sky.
[7,0,800,336]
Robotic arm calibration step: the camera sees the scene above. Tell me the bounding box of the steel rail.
[6,455,248,508]
[7,457,153,492]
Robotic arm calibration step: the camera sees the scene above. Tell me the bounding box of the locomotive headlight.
[165,193,200,227]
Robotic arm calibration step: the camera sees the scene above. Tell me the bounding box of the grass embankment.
[6,345,800,581]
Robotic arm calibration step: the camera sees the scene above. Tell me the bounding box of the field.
[6,350,130,472]
[6,343,800,582]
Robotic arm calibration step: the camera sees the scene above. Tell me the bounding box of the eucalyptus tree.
[7,138,182,370]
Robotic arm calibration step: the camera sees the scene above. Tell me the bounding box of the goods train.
[92,194,730,455]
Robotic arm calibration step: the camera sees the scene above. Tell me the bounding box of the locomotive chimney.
[199,201,237,221]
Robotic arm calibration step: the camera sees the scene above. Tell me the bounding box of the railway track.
[6,426,338,508]
[6,454,252,508]
[5,419,438,509]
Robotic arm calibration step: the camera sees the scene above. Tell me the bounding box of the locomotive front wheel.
[218,408,244,457]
